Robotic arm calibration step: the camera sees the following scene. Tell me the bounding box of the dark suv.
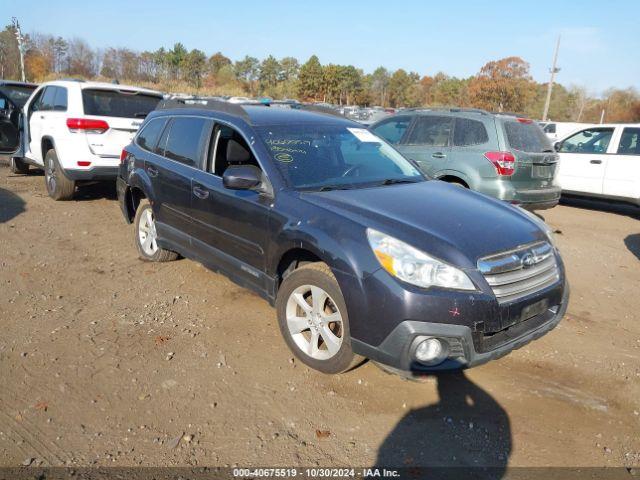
[370,109,561,210]
[116,99,569,378]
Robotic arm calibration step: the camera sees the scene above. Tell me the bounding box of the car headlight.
[518,208,556,246]
[366,229,476,291]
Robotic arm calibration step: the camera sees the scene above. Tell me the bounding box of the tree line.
[1,24,639,123]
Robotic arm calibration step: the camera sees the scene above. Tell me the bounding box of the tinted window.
[504,121,552,153]
[560,128,614,154]
[453,118,489,146]
[0,85,37,108]
[39,87,57,111]
[406,116,452,146]
[617,128,640,155]
[82,89,161,118]
[164,117,209,167]
[136,118,167,152]
[52,87,68,111]
[370,116,411,144]
[543,123,556,134]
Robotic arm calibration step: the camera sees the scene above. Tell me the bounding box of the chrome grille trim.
[478,241,560,304]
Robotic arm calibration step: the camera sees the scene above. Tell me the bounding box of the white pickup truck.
[555,124,640,207]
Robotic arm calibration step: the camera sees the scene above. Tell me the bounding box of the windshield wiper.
[316,184,356,191]
[377,178,420,186]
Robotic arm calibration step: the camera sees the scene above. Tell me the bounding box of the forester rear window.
[503,121,553,153]
[81,89,161,119]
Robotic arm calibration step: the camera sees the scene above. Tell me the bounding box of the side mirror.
[553,141,561,152]
[223,165,262,190]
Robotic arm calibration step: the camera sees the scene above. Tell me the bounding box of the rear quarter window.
[503,121,552,153]
[82,89,162,118]
[136,117,167,152]
[453,118,489,146]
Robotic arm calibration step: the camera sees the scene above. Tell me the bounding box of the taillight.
[516,117,533,124]
[66,118,109,134]
[485,151,516,176]
[120,149,128,164]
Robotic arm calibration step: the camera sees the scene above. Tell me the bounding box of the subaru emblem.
[521,253,536,268]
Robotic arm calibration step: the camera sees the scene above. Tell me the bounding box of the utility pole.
[542,36,561,122]
[12,17,26,82]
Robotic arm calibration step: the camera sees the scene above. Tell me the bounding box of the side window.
[544,123,556,134]
[210,124,258,176]
[39,87,57,112]
[52,87,68,112]
[453,118,489,146]
[405,116,453,146]
[164,117,210,167]
[370,116,411,144]
[136,118,167,152]
[617,127,640,155]
[560,128,614,154]
[29,88,44,114]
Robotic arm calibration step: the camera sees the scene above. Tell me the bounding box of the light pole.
[542,36,561,122]
[12,17,26,82]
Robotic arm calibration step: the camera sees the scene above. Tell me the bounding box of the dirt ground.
[0,162,638,471]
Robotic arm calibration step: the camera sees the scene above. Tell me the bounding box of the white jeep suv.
[11,80,163,200]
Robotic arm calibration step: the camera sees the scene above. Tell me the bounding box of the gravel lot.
[0,162,638,470]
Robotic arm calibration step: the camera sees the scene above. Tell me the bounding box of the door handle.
[146,166,158,177]
[192,185,209,199]
[432,152,446,159]
[590,159,602,164]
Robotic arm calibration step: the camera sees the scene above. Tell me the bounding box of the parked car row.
[0,83,571,378]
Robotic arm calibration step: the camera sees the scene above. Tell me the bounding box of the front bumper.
[351,279,569,378]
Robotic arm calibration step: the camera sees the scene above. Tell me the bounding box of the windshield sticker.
[347,128,382,143]
[266,139,311,146]
[274,153,293,163]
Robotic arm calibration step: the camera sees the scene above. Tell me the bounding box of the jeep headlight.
[366,229,476,291]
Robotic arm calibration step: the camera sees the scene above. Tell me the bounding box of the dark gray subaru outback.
[114,99,569,378]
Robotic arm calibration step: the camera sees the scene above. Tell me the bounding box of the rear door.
[556,127,615,194]
[602,126,640,201]
[146,116,210,248]
[81,88,162,158]
[27,86,56,163]
[396,115,453,175]
[502,119,557,190]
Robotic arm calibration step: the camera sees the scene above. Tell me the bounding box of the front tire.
[44,149,75,200]
[276,262,363,374]
[133,200,178,262]
[9,157,30,175]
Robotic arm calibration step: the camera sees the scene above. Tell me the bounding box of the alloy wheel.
[285,284,344,360]
[138,208,158,256]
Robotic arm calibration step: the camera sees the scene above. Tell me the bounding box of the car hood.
[299,181,547,269]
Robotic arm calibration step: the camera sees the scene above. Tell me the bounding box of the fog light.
[414,338,449,366]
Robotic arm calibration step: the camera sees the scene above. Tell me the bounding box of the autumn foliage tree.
[467,56,534,113]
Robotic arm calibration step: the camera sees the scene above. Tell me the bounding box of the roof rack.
[157,97,253,122]
[400,107,489,115]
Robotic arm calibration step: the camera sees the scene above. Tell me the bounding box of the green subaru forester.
[370,108,561,210]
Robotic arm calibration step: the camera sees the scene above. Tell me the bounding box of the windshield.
[0,85,37,108]
[82,89,162,118]
[256,124,424,190]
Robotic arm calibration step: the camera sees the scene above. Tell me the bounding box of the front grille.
[478,241,560,304]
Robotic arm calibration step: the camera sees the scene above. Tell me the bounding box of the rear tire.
[133,200,178,262]
[9,157,30,175]
[44,149,75,200]
[276,262,363,374]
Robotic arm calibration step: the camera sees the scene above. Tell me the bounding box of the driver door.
[556,127,614,194]
[0,93,22,156]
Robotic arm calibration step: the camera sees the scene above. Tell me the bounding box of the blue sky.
[7,0,639,94]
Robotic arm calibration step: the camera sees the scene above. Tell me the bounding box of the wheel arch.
[41,136,56,160]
